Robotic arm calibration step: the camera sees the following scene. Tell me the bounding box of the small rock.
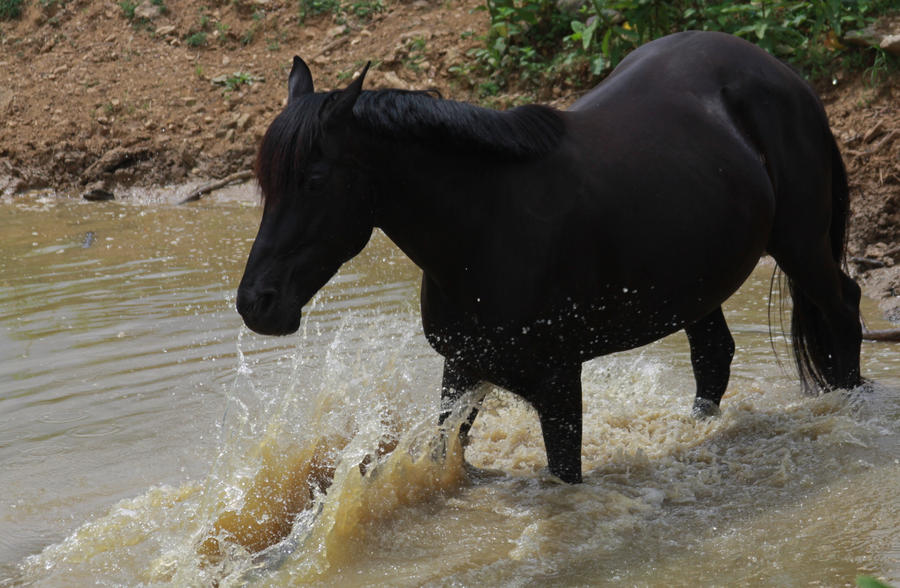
[0,89,14,115]
[380,71,409,90]
[881,34,900,56]
[400,29,431,42]
[236,112,252,131]
[134,0,160,21]
[866,242,889,259]
[326,25,348,39]
[844,17,900,56]
[155,25,176,36]
[83,183,115,201]
[844,24,881,48]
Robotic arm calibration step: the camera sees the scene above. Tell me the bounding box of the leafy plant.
[266,30,286,51]
[299,0,341,20]
[186,31,207,47]
[857,576,896,588]
[223,71,253,91]
[0,0,24,20]
[347,0,382,19]
[463,0,899,98]
[463,0,572,94]
[298,0,382,24]
[40,0,70,9]
[403,36,429,72]
[865,47,899,88]
[118,0,137,20]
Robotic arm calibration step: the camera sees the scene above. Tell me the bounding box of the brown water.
[1,192,898,587]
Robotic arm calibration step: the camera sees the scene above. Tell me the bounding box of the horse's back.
[564,30,836,260]
[570,31,815,114]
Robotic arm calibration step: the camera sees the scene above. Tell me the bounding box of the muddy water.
[1,193,898,587]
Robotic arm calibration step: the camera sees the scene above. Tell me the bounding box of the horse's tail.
[785,133,850,393]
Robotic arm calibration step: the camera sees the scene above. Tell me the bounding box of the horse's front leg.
[439,357,483,446]
[530,364,583,484]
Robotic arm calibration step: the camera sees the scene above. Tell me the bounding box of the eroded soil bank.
[1,0,898,318]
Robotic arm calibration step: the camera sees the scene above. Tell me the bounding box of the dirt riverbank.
[1,0,898,318]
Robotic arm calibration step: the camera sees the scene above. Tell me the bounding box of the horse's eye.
[307,173,327,191]
[306,162,330,191]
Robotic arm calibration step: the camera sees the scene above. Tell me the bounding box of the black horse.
[237,31,863,483]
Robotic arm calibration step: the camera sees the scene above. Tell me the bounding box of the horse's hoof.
[692,398,721,419]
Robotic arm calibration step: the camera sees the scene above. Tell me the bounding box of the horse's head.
[237,57,374,335]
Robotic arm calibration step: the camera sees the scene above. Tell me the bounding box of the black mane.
[256,89,565,206]
[353,90,565,160]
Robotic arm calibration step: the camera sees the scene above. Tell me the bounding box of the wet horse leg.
[439,357,483,446]
[684,306,735,418]
[530,365,583,483]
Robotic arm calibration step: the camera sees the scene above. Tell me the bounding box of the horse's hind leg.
[685,307,735,418]
[530,365,583,483]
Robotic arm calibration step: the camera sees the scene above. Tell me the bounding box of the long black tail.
[787,134,851,393]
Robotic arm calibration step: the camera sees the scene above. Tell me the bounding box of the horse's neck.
[372,142,503,278]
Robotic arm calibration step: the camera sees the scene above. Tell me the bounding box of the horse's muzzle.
[236,285,302,336]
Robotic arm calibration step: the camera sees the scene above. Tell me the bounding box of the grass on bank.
[455,0,899,98]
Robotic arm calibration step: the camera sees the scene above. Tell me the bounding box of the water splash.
[15,313,900,586]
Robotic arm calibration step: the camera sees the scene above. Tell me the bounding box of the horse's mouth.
[236,285,303,336]
[241,309,303,336]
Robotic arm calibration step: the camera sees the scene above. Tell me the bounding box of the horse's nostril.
[255,290,277,312]
[237,287,278,317]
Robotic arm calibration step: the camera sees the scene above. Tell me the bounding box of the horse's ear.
[321,61,370,124]
[288,56,314,104]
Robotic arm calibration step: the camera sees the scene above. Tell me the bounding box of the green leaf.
[857,576,895,588]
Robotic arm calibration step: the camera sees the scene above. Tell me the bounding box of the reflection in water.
[1,194,899,586]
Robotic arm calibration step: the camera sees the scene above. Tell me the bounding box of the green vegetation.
[857,576,896,588]
[186,31,207,47]
[298,0,383,24]
[117,0,137,20]
[299,0,341,20]
[404,36,429,72]
[223,71,254,91]
[117,0,164,29]
[0,0,23,19]
[459,0,898,98]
